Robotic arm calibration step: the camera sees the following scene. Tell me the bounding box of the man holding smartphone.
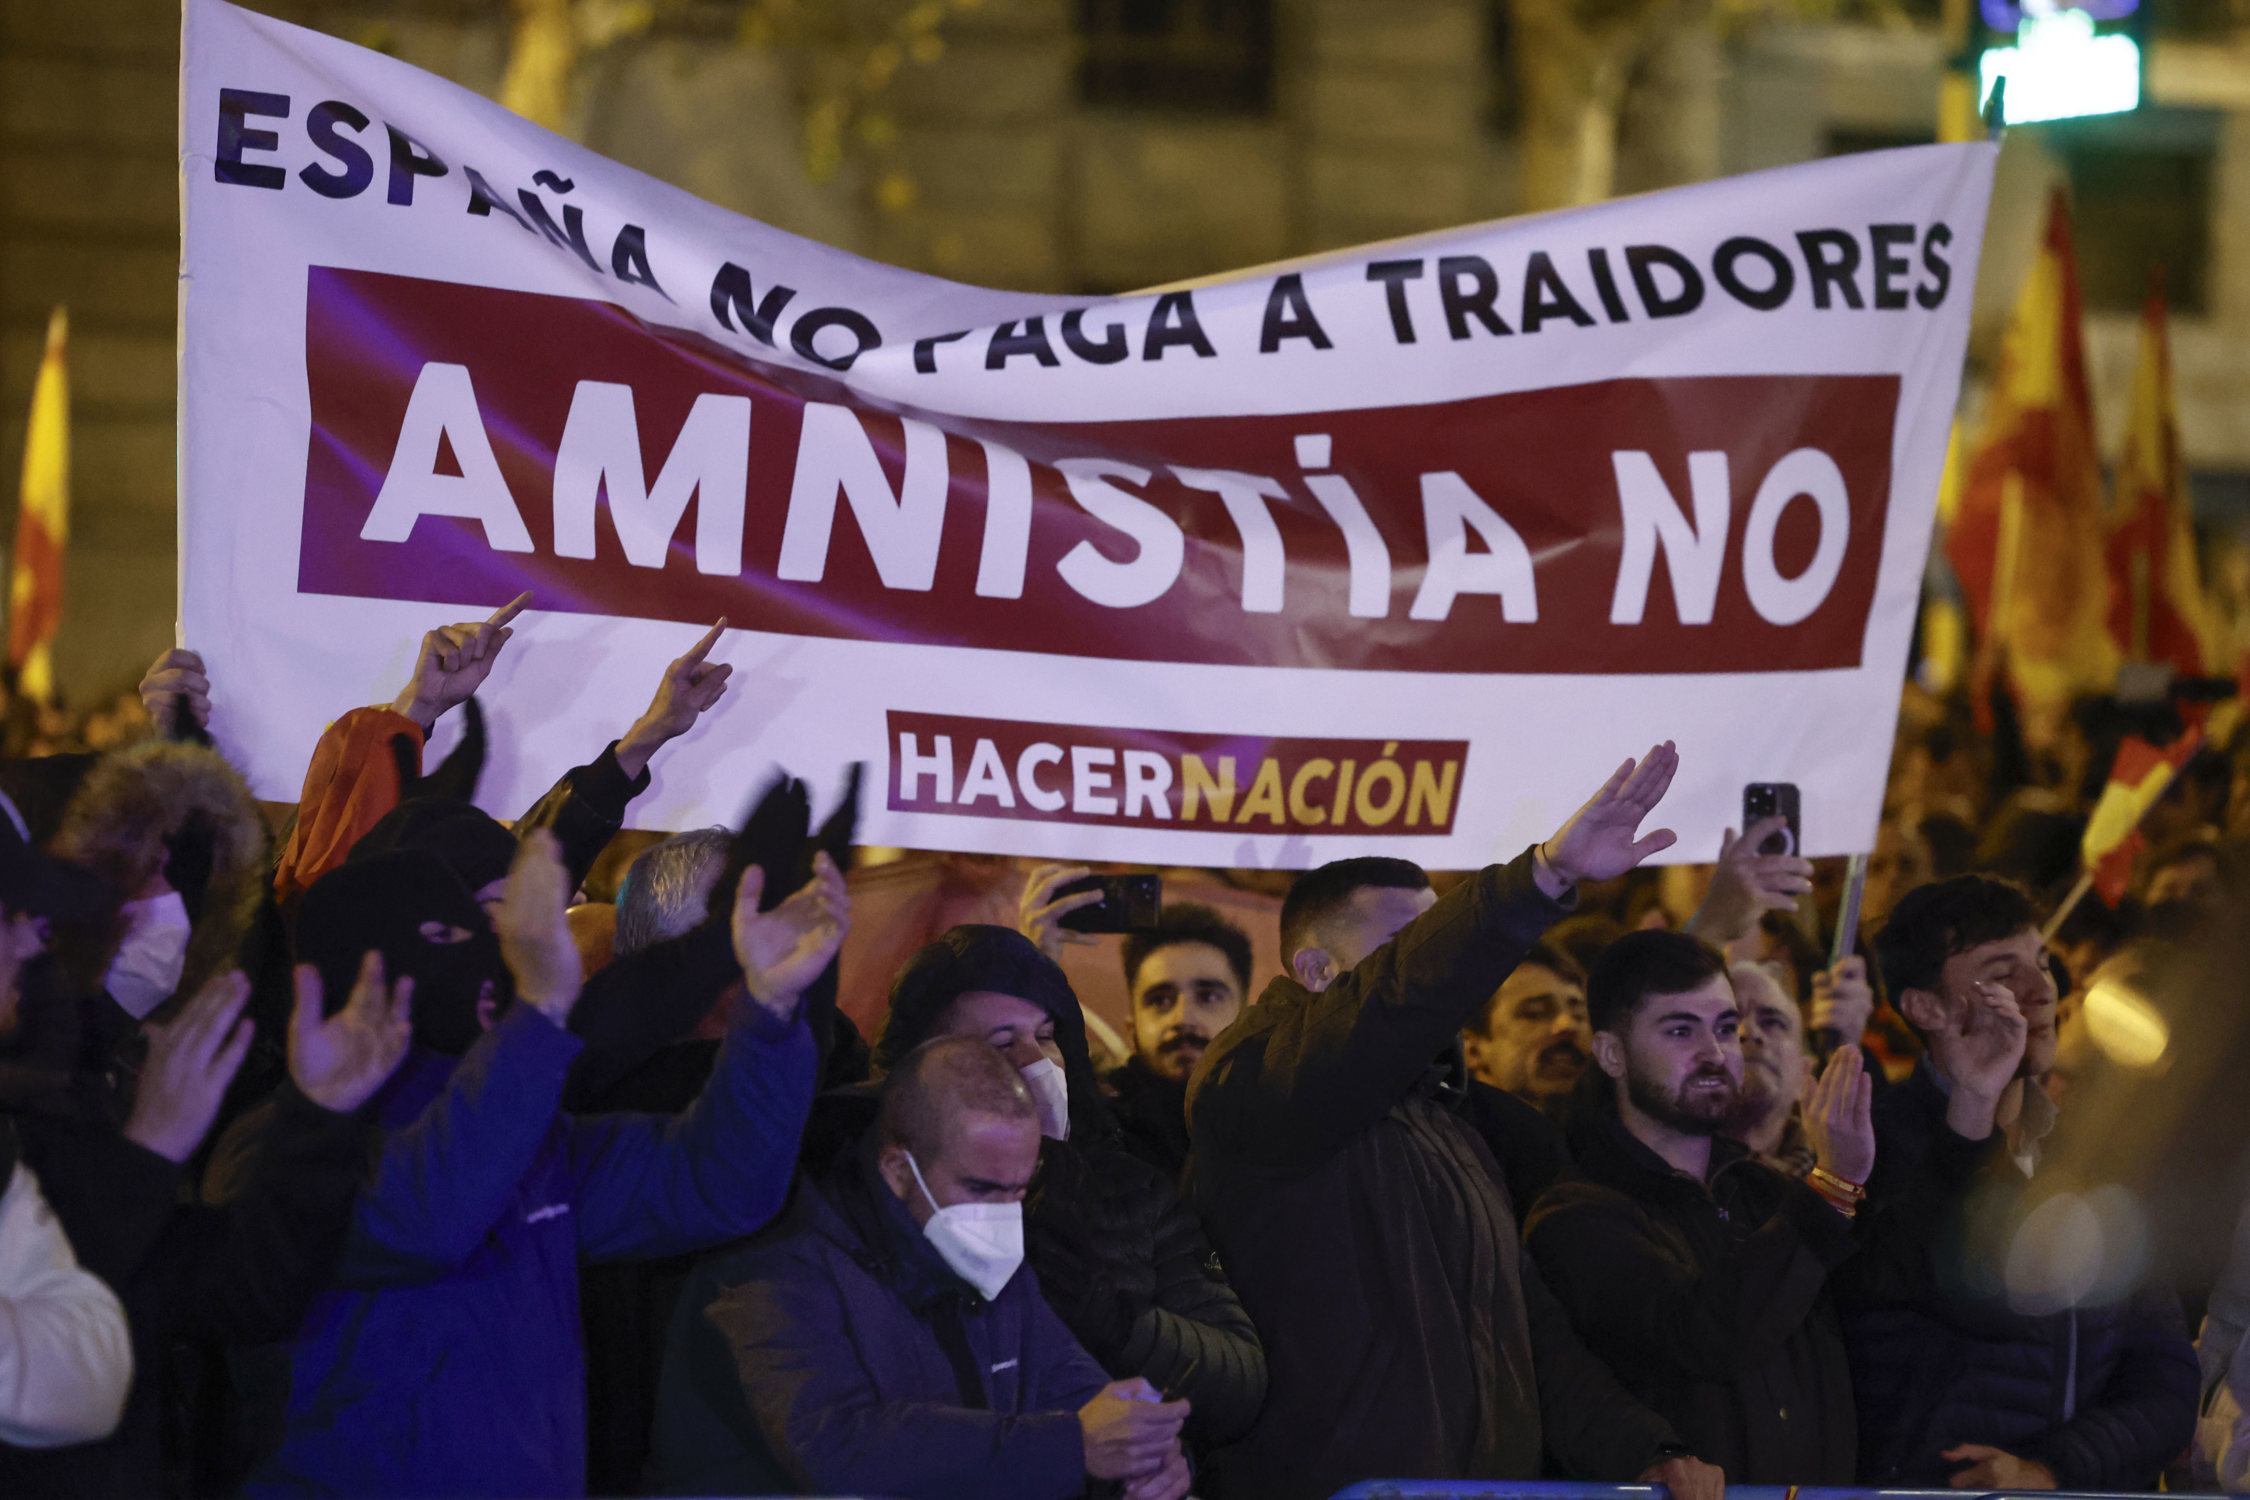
[1185,744,1725,1500]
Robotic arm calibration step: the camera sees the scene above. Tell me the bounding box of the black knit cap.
[874,924,1112,1138]
[348,799,517,896]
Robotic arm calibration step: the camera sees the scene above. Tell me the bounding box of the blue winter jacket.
[650,1147,1110,1498]
[222,995,816,1498]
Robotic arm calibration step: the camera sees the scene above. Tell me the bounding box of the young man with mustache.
[1462,939,1592,1121]
[1105,903,1253,1180]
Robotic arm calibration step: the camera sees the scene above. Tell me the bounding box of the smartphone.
[1056,873,1162,934]
[1742,783,1802,858]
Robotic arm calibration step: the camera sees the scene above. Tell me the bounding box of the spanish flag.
[7,309,68,706]
[1948,191,2115,709]
[2105,280,2208,678]
[2083,729,2202,906]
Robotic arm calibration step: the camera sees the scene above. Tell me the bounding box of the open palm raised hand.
[289,952,415,1113]
[732,851,850,1020]
[1538,741,1681,892]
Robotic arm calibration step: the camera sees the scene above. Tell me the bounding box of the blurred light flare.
[2082,974,2170,1069]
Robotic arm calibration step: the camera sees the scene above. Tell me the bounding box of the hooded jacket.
[871,926,1266,1445]
[650,1141,1110,1498]
[206,988,816,1499]
[1843,1061,2197,1490]
[272,704,649,910]
[1526,1104,1861,1484]
[50,739,266,1019]
[1185,851,1678,1500]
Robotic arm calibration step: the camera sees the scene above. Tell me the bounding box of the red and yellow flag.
[1948,191,2115,709]
[8,308,69,705]
[2105,280,2208,678]
[2082,729,2202,906]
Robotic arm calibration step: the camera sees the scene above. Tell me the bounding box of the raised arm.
[159,956,413,1341]
[273,595,525,906]
[519,620,733,892]
[1192,744,1679,1168]
[567,854,838,1259]
[328,832,587,1282]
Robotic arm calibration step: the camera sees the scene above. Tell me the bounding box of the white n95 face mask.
[106,891,192,1019]
[905,1150,1024,1302]
[1020,1056,1071,1141]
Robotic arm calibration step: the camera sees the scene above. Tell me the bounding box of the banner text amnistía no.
[179,0,1996,868]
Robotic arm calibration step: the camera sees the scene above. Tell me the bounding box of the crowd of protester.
[3,602,2249,1499]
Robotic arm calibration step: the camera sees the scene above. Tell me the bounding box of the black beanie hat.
[349,799,517,896]
[874,924,1111,1138]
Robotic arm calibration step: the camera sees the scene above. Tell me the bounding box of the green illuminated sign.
[1978,7,2142,126]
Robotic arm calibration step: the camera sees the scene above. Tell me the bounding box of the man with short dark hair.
[652,1036,1190,1500]
[1187,744,1724,1500]
[1849,875,2197,1491]
[1462,939,1591,1119]
[1527,930,1872,1484]
[1106,903,1253,1178]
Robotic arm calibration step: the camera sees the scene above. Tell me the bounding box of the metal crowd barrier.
[1329,1487,2170,1499]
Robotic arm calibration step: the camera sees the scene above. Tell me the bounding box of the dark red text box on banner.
[298,267,1899,675]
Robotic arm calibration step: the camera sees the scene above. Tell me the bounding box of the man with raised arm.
[1186,744,1724,1500]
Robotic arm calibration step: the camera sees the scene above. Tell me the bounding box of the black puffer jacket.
[870,926,1267,1445]
[1104,1055,1191,1183]
[1844,1063,2198,1489]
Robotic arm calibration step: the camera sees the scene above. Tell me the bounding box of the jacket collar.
[1571,1098,1750,1194]
[823,1131,984,1314]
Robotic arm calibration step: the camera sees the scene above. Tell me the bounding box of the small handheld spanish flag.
[8,308,70,706]
[2082,730,2204,907]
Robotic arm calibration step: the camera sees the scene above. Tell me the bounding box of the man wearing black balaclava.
[859,925,1267,1450]
[206,829,836,1499]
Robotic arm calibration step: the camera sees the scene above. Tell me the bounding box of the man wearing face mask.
[1186,745,1723,1500]
[653,1035,1191,1499]
[205,830,835,1499]
[857,925,1266,1450]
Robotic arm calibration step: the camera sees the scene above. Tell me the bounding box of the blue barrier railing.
[1329,1487,2158,1499]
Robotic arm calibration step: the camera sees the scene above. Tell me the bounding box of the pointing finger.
[486,591,532,629]
[679,619,727,666]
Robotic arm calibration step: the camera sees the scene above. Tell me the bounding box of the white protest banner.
[181,0,1994,867]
